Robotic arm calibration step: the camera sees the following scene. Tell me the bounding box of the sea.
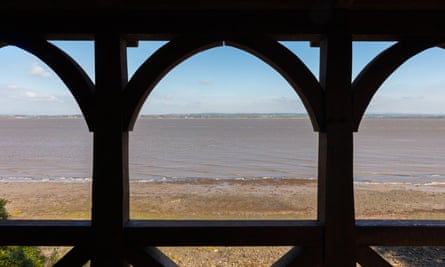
[0,114,444,185]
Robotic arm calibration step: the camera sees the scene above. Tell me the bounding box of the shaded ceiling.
[1,0,444,41]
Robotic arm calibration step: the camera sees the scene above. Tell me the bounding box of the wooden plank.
[126,247,179,267]
[0,35,95,130]
[357,246,392,267]
[92,32,129,228]
[123,35,224,131]
[352,40,440,131]
[1,9,445,40]
[53,246,91,267]
[123,35,324,131]
[226,36,324,131]
[318,29,356,266]
[3,0,445,11]
[125,220,322,246]
[356,220,445,246]
[0,1,325,10]
[0,220,90,246]
[271,246,322,267]
[91,33,129,267]
[2,220,445,247]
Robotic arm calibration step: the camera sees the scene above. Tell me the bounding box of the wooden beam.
[53,246,91,267]
[0,1,329,10]
[124,35,324,131]
[123,35,223,131]
[356,246,392,267]
[3,0,445,11]
[335,0,355,9]
[125,220,322,246]
[356,220,445,246]
[227,36,324,131]
[271,246,322,267]
[2,9,445,40]
[0,35,96,131]
[318,30,356,266]
[2,220,445,247]
[352,40,440,131]
[319,0,355,9]
[0,220,91,246]
[126,247,179,267]
[91,32,129,267]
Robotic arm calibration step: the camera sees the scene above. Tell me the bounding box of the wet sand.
[1,179,445,266]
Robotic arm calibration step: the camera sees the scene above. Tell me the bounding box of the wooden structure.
[1,1,445,266]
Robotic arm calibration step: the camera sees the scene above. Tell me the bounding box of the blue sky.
[0,40,445,115]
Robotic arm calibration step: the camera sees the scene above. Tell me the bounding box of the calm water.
[0,116,444,184]
[130,117,317,181]
[355,117,445,184]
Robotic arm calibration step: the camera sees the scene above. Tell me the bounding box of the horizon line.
[2,112,445,118]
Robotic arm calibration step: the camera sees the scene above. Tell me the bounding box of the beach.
[3,179,445,220]
[1,179,445,266]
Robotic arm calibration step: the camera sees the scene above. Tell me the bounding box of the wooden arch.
[352,40,443,131]
[123,35,324,131]
[0,35,95,131]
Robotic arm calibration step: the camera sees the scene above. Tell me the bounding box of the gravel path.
[160,246,445,267]
[374,247,445,267]
[160,247,292,267]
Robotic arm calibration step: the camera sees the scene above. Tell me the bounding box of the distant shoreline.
[139,113,308,119]
[2,113,445,119]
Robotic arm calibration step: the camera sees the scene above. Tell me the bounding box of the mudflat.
[1,179,445,266]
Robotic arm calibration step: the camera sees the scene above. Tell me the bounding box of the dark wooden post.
[318,30,356,266]
[91,33,130,267]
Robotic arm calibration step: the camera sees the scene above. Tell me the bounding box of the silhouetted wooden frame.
[1,2,445,266]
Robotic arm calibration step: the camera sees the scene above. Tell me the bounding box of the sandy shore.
[1,179,445,266]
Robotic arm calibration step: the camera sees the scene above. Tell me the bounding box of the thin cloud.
[0,84,20,98]
[402,96,424,100]
[0,84,19,90]
[30,64,52,78]
[199,79,213,85]
[14,91,61,102]
[6,84,18,89]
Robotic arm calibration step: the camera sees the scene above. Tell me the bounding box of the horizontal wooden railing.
[1,220,445,247]
[356,220,445,246]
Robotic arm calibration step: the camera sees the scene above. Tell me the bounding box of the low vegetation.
[0,198,59,267]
